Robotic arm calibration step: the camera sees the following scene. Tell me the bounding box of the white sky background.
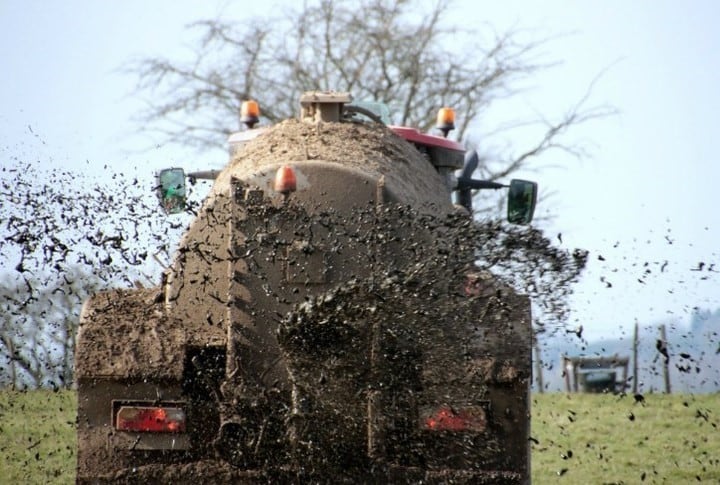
[1,0,719,341]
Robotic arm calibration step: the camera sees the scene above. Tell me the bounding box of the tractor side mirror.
[157,168,187,214]
[507,179,537,224]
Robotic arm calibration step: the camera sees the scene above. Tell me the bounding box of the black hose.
[343,105,385,124]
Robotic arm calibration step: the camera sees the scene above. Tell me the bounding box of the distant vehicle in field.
[562,355,630,393]
[75,91,537,484]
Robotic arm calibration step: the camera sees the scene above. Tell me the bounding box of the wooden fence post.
[632,321,639,394]
[533,333,544,393]
[659,324,671,394]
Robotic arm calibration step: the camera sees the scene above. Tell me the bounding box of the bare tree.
[0,269,103,389]
[127,0,613,184]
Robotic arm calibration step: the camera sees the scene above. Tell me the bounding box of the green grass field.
[530,393,719,484]
[0,390,76,484]
[1,391,718,484]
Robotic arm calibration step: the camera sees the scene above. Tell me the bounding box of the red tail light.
[423,405,487,432]
[116,406,186,433]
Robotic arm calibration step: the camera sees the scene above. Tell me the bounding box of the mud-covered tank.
[75,92,536,483]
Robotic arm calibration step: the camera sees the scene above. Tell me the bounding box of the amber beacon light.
[436,107,455,138]
[274,165,297,195]
[241,100,260,129]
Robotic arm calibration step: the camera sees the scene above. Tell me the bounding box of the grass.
[0,389,76,485]
[1,390,718,484]
[531,393,720,484]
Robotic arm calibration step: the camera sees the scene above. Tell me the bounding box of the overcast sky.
[2,0,719,340]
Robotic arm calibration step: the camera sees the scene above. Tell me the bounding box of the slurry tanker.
[76,92,537,484]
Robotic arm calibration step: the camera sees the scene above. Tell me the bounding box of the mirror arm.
[455,178,508,213]
[456,177,507,190]
[187,170,220,180]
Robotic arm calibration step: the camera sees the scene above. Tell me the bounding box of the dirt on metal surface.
[191,202,538,481]
[229,118,451,210]
[75,288,184,380]
[94,460,524,484]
